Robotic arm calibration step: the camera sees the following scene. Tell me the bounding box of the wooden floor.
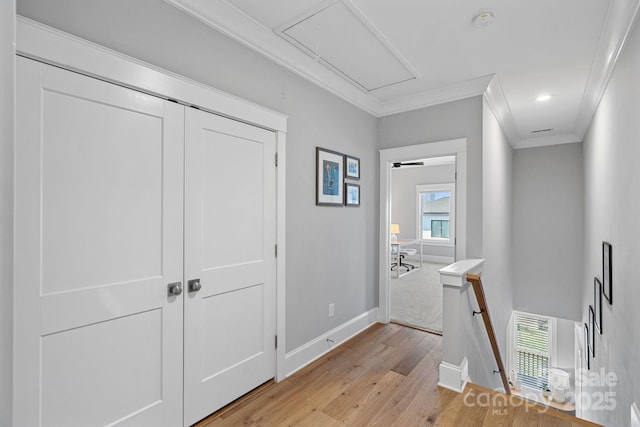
[197,323,601,427]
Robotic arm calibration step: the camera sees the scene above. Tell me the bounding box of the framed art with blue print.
[316,147,344,206]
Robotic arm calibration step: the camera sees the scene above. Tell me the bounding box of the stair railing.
[466,273,511,396]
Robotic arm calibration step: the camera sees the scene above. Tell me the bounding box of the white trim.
[166,0,640,151]
[439,259,485,288]
[513,133,581,150]
[438,357,470,393]
[16,17,289,385]
[483,75,518,148]
[420,255,454,264]
[283,308,378,378]
[631,402,640,427]
[379,138,467,323]
[378,75,492,117]
[164,0,381,116]
[574,0,640,141]
[16,17,288,132]
[275,131,287,382]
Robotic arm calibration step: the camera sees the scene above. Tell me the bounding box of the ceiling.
[166,0,640,149]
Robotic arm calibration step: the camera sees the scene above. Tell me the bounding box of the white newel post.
[438,259,485,393]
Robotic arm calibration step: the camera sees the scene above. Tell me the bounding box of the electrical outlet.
[329,303,335,317]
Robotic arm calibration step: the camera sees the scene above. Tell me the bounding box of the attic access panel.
[278,1,416,92]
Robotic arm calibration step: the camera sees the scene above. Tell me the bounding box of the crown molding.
[377,75,492,117]
[164,0,382,115]
[574,0,640,140]
[163,0,639,150]
[483,75,519,148]
[513,133,581,150]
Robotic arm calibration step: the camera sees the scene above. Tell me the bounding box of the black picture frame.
[589,305,596,358]
[594,277,602,334]
[344,183,360,207]
[344,155,360,180]
[602,241,612,304]
[584,322,590,370]
[316,147,344,206]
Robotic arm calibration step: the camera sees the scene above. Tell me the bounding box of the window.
[512,312,553,391]
[416,183,455,245]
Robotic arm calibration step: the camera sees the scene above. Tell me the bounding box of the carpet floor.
[390,261,446,333]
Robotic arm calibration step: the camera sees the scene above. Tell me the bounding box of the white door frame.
[378,138,467,324]
[16,18,289,381]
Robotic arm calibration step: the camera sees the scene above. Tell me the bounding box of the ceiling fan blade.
[392,161,425,168]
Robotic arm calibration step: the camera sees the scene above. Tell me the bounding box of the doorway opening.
[378,138,467,330]
[389,157,456,333]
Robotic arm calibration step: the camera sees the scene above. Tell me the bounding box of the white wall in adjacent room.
[391,163,455,260]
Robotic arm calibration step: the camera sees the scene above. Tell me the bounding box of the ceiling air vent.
[531,128,554,134]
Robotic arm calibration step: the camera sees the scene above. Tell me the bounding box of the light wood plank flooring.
[197,323,601,427]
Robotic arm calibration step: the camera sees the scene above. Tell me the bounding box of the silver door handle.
[188,279,201,292]
[168,282,182,296]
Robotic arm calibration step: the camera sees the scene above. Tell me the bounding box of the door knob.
[168,282,182,296]
[188,279,201,292]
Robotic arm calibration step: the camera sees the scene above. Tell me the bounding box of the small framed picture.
[589,305,596,357]
[345,183,360,207]
[594,277,602,334]
[584,322,590,370]
[344,155,360,180]
[602,241,612,304]
[316,147,344,206]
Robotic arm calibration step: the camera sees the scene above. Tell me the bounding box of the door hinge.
[275,152,278,167]
[275,244,278,257]
[275,335,278,349]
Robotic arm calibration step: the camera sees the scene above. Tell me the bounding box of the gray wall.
[17,0,379,352]
[477,99,514,389]
[0,2,15,426]
[581,14,640,426]
[513,143,584,321]
[555,317,576,371]
[391,164,455,260]
[378,96,516,391]
[378,96,484,259]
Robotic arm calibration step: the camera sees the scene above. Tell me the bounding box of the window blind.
[513,313,552,390]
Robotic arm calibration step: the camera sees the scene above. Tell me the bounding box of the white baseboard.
[422,255,455,264]
[438,357,470,393]
[283,307,379,378]
[405,254,454,264]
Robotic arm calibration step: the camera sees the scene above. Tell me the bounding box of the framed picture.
[344,155,360,180]
[316,147,344,206]
[602,241,612,304]
[584,322,590,370]
[589,305,596,357]
[345,183,360,207]
[594,277,602,334]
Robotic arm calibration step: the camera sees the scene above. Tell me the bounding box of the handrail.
[466,273,511,396]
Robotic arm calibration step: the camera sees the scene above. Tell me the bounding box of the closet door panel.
[14,58,184,427]
[184,108,277,426]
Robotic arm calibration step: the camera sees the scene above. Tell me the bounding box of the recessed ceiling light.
[473,11,495,28]
[536,94,553,102]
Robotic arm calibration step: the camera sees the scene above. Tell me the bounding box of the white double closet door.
[14,57,276,427]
